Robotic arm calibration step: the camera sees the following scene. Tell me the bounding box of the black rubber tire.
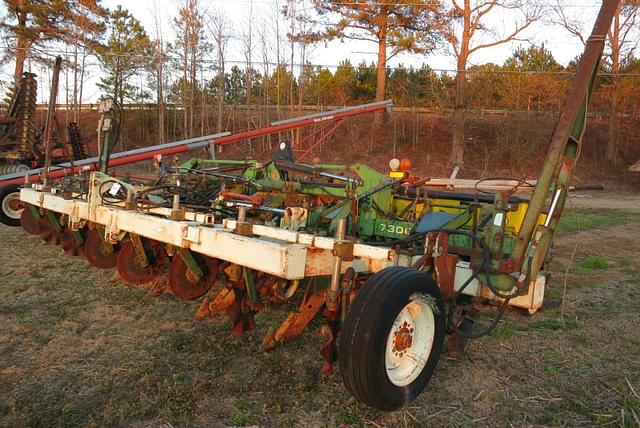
[0,184,22,227]
[339,266,446,411]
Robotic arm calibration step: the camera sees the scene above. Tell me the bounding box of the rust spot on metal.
[332,239,354,261]
[195,287,236,319]
[394,323,414,352]
[262,291,326,350]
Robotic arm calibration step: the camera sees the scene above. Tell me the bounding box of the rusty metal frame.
[293,118,346,161]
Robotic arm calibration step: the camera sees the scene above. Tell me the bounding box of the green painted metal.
[509,0,618,275]
[72,230,84,245]
[177,248,204,282]
[46,210,62,233]
[27,204,40,220]
[374,219,413,239]
[243,267,258,304]
[95,224,113,251]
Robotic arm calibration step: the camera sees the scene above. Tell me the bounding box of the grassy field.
[1,207,639,427]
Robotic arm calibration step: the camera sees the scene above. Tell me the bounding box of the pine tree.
[298,0,447,126]
[96,6,152,106]
[1,0,107,84]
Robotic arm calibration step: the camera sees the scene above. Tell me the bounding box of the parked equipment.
[0,56,88,225]
[10,0,618,411]
[0,100,391,226]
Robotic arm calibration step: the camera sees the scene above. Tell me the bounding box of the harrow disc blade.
[20,207,40,235]
[60,228,85,257]
[38,214,61,245]
[84,229,118,269]
[167,254,219,300]
[117,239,167,285]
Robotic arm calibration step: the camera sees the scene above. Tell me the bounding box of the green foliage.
[333,60,356,105]
[199,42,575,112]
[531,317,583,332]
[570,266,593,276]
[268,65,296,105]
[338,405,365,426]
[231,399,257,426]
[96,6,152,103]
[296,0,447,104]
[579,256,609,270]
[307,0,447,57]
[353,61,377,101]
[0,0,107,61]
[504,45,563,72]
[499,45,566,111]
[556,209,632,235]
[221,66,262,105]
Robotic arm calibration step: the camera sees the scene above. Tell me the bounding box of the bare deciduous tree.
[172,0,209,139]
[554,0,639,163]
[207,9,231,136]
[242,0,255,151]
[150,0,167,145]
[447,0,542,166]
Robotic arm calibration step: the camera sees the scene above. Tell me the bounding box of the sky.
[0,0,605,103]
[100,0,601,67]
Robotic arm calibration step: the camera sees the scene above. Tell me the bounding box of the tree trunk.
[451,56,467,166]
[217,54,225,147]
[450,1,471,167]
[78,48,86,129]
[606,8,620,163]
[182,40,189,138]
[157,46,165,145]
[73,44,79,123]
[13,1,28,85]
[190,49,196,137]
[200,63,205,136]
[606,77,618,163]
[374,16,388,128]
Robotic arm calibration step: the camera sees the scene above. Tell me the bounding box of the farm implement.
[0,97,390,226]
[9,0,618,410]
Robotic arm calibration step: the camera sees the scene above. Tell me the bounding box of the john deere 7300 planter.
[10,0,619,410]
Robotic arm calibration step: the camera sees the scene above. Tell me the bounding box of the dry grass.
[0,206,639,427]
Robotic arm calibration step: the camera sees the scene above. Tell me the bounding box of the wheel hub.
[393,322,414,354]
[385,294,436,387]
[8,197,22,211]
[2,192,23,219]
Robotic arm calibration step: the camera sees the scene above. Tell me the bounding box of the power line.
[5,46,639,77]
[196,0,608,7]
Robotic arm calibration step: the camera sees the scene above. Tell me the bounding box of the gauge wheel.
[0,185,23,227]
[339,266,446,411]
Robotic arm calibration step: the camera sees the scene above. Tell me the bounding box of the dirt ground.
[0,194,639,427]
